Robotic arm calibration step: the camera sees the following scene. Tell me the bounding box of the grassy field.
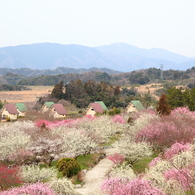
[0,86,53,103]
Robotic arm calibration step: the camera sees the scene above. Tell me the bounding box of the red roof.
[53,104,67,115]
[90,103,104,114]
[5,104,19,114]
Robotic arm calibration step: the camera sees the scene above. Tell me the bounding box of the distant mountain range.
[0,42,194,72]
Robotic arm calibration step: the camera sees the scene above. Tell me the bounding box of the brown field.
[133,83,163,100]
[0,86,53,103]
[0,84,163,104]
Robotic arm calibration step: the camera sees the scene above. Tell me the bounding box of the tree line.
[47,80,157,109]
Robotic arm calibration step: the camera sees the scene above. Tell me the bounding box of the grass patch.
[100,133,121,147]
[132,151,160,174]
[77,153,103,170]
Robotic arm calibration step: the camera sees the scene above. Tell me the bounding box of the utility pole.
[160,64,164,80]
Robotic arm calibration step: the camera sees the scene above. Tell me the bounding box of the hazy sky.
[1,0,195,57]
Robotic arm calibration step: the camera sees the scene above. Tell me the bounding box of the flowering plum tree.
[107,153,125,164]
[113,137,153,165]
[20,165,57,183]
[0,165,22,191]
[0,183,56,195]
[0,124,31,161]
[164,168,192,191]
[164,142,190,159]
[136,110,195,149]
[101,177,166,195]
[109,163,136,180]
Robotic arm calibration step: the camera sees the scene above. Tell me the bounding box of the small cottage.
[15,103,27,117]
[95,101,108,111]
[125,100,145,113]
[85,102,105,116]
[1,104,19,120]
[49,104,67,119]
[40,102,54,113]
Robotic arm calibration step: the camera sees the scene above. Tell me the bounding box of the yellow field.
[0,86,54,103]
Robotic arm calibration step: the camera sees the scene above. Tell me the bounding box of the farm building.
[49,103,67,119]
[125,100,145,113]
[85,102,107,116]
[1,104,19,120]
[40,102,54,113]
[15,103,27,117]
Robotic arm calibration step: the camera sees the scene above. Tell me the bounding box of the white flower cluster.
[109,163,136,180]
[0,123,31,161]
[49,178,79,195]
[20,165,57,183]
[113,136,153,164]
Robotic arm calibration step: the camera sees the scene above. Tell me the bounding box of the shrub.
[57,158,81,177]
[108,107,121,115]
[0,165,22,191]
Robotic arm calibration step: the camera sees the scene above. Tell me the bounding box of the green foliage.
[167,87,185,109]
[57,158,81,177]
[0,84,31,91]
[0,100,3,109]
[108,107,121,115]
[51,81,65,99]
[129,71,150,85]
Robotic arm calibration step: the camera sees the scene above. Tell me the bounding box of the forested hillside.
[17,67,195,86]
[1,67,195,87]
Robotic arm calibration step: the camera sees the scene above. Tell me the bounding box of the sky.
[0,0,195,57]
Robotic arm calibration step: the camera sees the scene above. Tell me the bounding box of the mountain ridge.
[0,42,194,72]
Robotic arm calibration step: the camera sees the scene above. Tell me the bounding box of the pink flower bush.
[136,113,195,149]
[164,142,190,159]
[0,165,22,191]
[112,115,125,124]
[35,115,97,129]
[0,183,56,195]
[101,177,166,195]
[170,107,195,119]
[164,168,192,191]
[148,157,162,167]
[107,153,125,164]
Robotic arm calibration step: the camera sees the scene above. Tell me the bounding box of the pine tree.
[51,81,64,99]
[156,93,171,116]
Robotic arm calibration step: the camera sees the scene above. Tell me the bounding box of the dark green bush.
[57,158,81,177]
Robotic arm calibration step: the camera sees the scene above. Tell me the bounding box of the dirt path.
[75,148,118,195]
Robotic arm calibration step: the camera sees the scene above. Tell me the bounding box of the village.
[0,100,145,121]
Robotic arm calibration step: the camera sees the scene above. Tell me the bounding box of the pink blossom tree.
[107,153,125,164]
[0,183,55,195]
[164,168,193,191]
[101,177,166,195]
[164,142,190,159]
